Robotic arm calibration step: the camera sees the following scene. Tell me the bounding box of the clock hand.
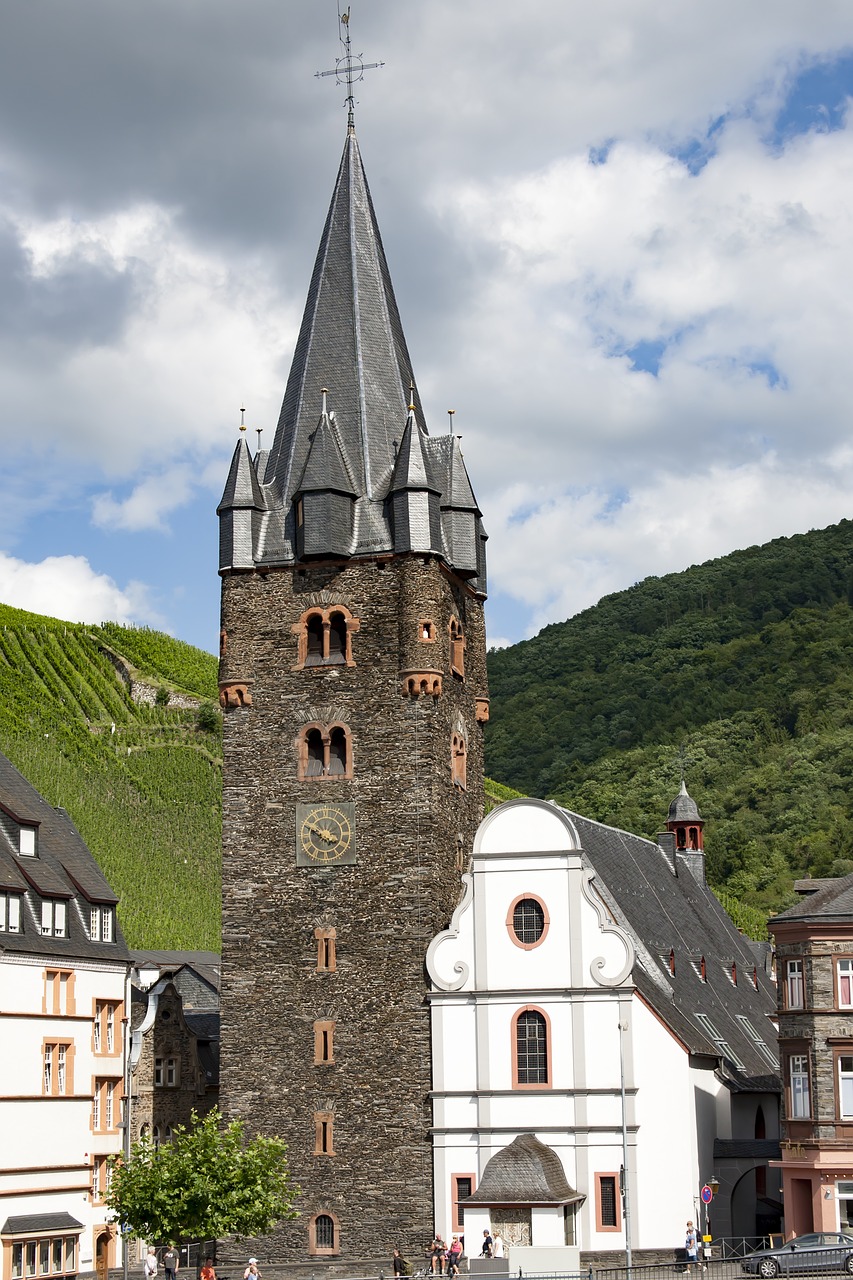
[306,821,338,844]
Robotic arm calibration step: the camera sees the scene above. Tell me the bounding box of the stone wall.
[218,553,488,1270]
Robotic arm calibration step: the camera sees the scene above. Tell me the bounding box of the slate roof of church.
[0,750,129,963]
[218,127,486,589]
[770,871,853,923]
[668,779,702,822]
[558,803,779,1089]
[466,1133,584,1206]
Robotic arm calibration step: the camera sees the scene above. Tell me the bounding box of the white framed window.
[93,1000,121,1055]
[0,891,21,932]
[43,1045,52,1094]
[105,1080,114,1129]
[89,905,115,943]
[92,1086,100,1130]
[840,1056,853,1119]
[106,1004,115,1053]
[19,826,36,856]
[40,900,66,938]
[840,959,853,1008]
[57,1045,66,1094]
[790,1053,811,1118]
[786,959,804,1008]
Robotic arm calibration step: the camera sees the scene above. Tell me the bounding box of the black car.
[742,1234,853,1277]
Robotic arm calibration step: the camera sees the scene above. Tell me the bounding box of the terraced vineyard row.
[0,603,221,949]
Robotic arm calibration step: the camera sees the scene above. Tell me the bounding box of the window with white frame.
[89,905,114,942]
[840,959,853,1008]
[736,1015,779,1069]
[93,999,121,1055]
[19,826,36,855]
[40,900,66,938]
[695,1012,746,1070]
[42,1042,72,1096]
[789,1053,811,1118]
[839,1056,853,1119]
[786,959,805,1008]
[10,1237,76,1279]
[93,1078,117,1132]
[0,890,21,932]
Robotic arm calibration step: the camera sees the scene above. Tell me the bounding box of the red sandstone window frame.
[595,1172,621,1231]
[452,1173,476,1232]
[419,620,436,642]
[506,894,550,951]
[511,1005,552,1090]
[308,1211,340,1256]
[448,617,465,679]
[313,1019,336,1065]
[43,968,76,1016]
[297,722,353,781]
[292,606,359,670]
[313,1111,336,1156]
[315,928,337,972]
[451,733,467,789]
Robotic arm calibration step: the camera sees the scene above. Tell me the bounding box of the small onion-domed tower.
[667,779,705,853]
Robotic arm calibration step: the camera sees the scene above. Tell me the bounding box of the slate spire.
[217,127,487,591]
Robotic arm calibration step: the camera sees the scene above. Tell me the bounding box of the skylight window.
[736,1015,778,1069]
[695,1013,745,1070]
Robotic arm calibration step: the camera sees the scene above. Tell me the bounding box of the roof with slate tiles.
[770,871,853,924]
[218,128,486,589]
[668,780,702,823]
[0,750,129,963]
[465,1134,584,1206]
[557,804,779,1087]
[2,1213,83,1235]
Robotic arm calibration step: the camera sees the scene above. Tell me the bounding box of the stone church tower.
[217,121,489,1268]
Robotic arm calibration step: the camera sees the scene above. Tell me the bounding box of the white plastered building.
[0,752,131,1280]
[427,797,781,1266]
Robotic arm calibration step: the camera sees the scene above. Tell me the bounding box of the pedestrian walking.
[162,1246,179,1280]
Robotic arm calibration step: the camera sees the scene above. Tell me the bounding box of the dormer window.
[41,900,67,938]
[89,906,114,943]
[0,891,22,932]
[19,826,36,856]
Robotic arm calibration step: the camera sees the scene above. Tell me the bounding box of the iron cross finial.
[315,3,384,132]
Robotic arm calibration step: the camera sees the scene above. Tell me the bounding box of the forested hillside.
[486,519,853,915]
[0,603,221,949]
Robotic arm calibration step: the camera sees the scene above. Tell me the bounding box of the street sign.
[701,1184,713,1204]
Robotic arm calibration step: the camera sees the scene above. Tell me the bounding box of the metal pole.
[618,1016,633,1278]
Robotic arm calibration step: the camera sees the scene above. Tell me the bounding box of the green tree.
[106,1109,297,1244]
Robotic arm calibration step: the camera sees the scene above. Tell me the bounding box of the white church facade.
[427,796,782,1265]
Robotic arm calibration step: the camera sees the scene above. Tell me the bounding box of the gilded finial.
[239,405,247,434]
[409,380,416,413]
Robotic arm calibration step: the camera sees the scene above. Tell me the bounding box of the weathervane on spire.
[315,3,384,132]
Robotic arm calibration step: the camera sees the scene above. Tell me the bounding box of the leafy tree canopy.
[106,1109,297,1245]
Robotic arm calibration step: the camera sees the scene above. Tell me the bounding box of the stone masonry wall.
[218,553,488,1272]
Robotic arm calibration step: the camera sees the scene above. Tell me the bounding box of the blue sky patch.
[769,53,853,146]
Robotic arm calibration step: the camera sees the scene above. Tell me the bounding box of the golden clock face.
[296,802,356,865]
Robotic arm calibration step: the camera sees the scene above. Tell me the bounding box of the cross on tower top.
[315,4,384,132]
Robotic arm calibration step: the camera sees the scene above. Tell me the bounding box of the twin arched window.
[294,607,358,669]
[299,724,352,780]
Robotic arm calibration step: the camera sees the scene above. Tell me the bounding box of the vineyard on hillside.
[0,604,221,949]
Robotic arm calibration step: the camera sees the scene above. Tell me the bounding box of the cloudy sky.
[2,2,853,652]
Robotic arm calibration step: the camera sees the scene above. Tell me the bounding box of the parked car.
[742,1234,853,1277]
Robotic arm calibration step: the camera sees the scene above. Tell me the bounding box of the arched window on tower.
[298,724,353,780]
[305,614,324,666]
[305,728,325,777]
[294,606,359,669]
[328,612,347,662]
[328,727,348,776]
[688,826,699,850]
[309,1211,340,1256]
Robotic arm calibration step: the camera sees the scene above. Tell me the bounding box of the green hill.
[0,603,221,949]
[486,518,853,916]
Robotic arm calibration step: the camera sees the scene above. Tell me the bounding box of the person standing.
[162,1246,179,1280]
[685,1222,698,1272]
[143,1250,158,1280]
[481,1231,493,1259]
[393,1249,406,1278]
[243,1260,260,1280]
[200,1259,216,1280]
[492,1235,504,1260]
